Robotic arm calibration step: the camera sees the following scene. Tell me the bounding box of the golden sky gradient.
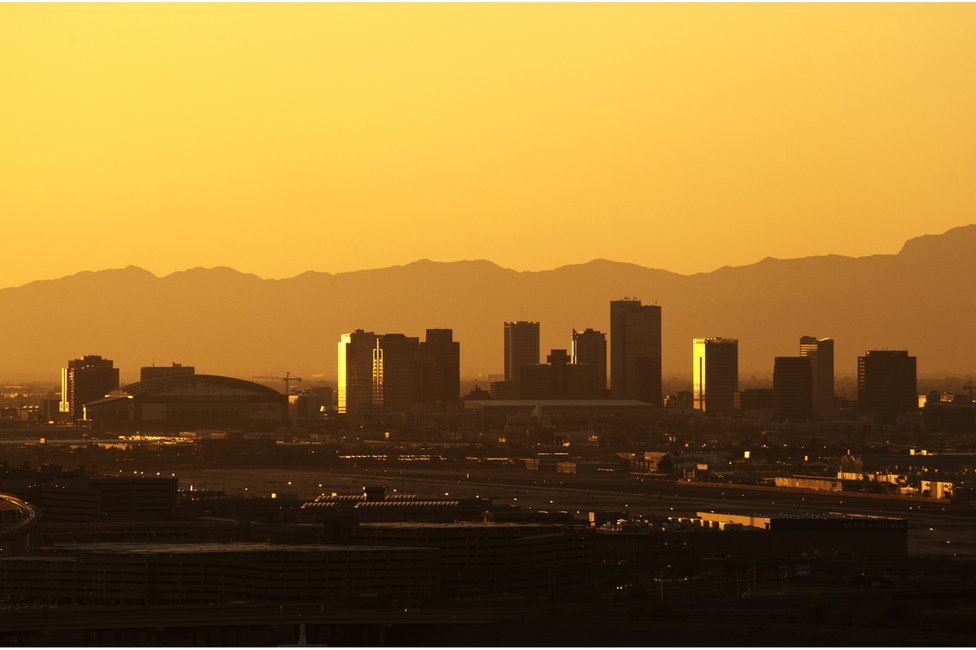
[2,3,975,288]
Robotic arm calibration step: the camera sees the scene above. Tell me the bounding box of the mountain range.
[2,225,975,384]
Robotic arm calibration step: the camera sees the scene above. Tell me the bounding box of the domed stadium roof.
[112,374,282,399]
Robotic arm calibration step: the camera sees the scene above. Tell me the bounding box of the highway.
[177,465,976,556]
[0,492,41,541]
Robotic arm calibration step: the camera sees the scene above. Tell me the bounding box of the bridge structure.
[0,492,40,557]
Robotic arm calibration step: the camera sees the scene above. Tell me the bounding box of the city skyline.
[3,3,976,646]
[2,223,975,382]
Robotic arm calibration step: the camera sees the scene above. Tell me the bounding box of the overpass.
[0,492,40,556]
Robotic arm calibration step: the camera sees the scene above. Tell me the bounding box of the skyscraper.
[419,329,460,404]
[504,321,540,385]
[610,300,661,404]
[774,356,813,421]
[516,348,600,399]
[571,328,607,396]
[858,350,917,419]
[800,336,834,418]
[338,329,378,415]
[518,363,555,399]
[60,355,120,420]
[372,333,421,412]
[692,338,738,415]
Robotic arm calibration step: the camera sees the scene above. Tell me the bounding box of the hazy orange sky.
[2,3,975,288]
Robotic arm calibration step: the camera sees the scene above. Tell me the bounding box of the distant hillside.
[2,225,975,384]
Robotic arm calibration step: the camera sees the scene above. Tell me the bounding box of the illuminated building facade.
[338,330,378,415]
[609,300,661,405]
[59,355,120,420]
[571,328,607,396]
[692,337,738,415]
[800,336,834,418]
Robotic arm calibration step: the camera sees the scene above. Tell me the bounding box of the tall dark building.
[140,363,195,382]
[504,321,540,385]
[609,300,662,405]
[338,329,378,415]
[60,355,120,420]
[774,356,813,421]
[858,350,917,419]
[517,349,600,400]
[547,349,571,398]
[419,329,460,404]
[692,338,738,415]
[571,328,607,396]
[372,334,421,412]
[518,364,555,399]
[800,336,834,418]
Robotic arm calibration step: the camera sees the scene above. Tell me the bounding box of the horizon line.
[5,222,974,291]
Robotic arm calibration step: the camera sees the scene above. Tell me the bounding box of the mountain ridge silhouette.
[2,225,974,383]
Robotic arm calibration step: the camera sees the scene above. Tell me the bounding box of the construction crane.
[964,382,974,404]
[253,371,303,396]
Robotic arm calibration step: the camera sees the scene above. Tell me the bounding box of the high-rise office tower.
[692,338,738,415]
[372,334,421,412]
[419,329,460,404]
[518,363,555,399]
[547,349,570,398]
[338,329,378,415]
[504,321,540,385]
[858,350,917,419]
[773,356,813,421]
[517,348,600,399]
[140,363,195,382]
[610,300,661,404]
[60,355,120,420]
[800,336,834,418]
[571,328,607,396]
